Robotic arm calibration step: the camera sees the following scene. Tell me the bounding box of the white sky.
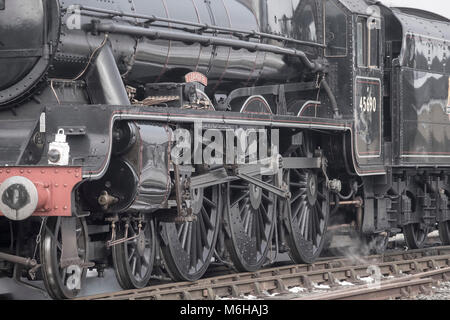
[379,0,450,19]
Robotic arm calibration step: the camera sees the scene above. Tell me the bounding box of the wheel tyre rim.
[160,185,221,281]
[112,218,156,289]
[225,178,276,272]
[40,217,88,300]
[284,169,329,264]
[439,221,450,245]
[404,223,428,249]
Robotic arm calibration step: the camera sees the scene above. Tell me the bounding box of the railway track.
[77,246,450,300]
[295,267,450,300]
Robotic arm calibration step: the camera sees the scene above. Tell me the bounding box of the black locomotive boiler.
[0,0,449,299]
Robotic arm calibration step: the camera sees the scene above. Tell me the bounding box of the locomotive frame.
[0,0,449,299]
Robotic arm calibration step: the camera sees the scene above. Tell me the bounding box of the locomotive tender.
[0,0,449,299]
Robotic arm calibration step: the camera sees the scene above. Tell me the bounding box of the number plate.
[355,77,382,159]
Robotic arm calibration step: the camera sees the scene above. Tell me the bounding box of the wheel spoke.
[239,198,250,219]
[260,202,270,225]
[203,196,217,209]
[177,222,186,239]
[262,192,273,204]
[305,208,311,241]
[291,189,307,203]
[315,202,325,220]
[258,208,267,241]
[255,209,262,250]
[230,184,248,190]
[135,256,142,277]
[45,225,62,251]
[131,256,137,275]
[291,200,303,221]
[232,191,250,208]
[198,210,209,248]
[185,223,193,256]
[201,207,213,230]
[128,247,136,263]
[298,205,307,233]
[190,223,198,268]
[180,222,189,249]
[290,182,305,188]
[243,208,252,235]
[314,205,322,236]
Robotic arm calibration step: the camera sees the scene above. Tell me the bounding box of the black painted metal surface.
[391,9,450,166]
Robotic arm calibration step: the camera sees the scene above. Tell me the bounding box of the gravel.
[414,282,450,300]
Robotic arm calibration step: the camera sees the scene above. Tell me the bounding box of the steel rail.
[77,246,450,300]
[296,267,450,300]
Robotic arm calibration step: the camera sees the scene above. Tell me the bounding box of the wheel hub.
[306,172,318,205]
[249,184,262,209]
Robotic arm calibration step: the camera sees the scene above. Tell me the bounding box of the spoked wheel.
[363,233,389,255]
[160,185,222,281]
[402,187,430,249]
[40,217,88,300]
[439,221,450,245]
[112,216,156,289]
[282,141,329,264]
[404,223,430,249]
[225,176,276,272]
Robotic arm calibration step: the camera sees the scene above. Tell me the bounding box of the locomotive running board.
[40,104,387,179]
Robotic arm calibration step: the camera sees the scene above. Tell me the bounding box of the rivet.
[64,184,68,188]
[68,170,72,174]
[41,170,45,174]
[55,169,59,174]
[27,170,31,173]
[63,206,68,210]
[54,206,58,210]
[6,169,10,174]
[55,184,59,188]
[20,170,24,174]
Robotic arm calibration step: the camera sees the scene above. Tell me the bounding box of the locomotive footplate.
[41,104,351,179]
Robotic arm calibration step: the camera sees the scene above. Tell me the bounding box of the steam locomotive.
[0,0,449,299]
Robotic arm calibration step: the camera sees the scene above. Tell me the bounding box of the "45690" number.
[359,96,377,113]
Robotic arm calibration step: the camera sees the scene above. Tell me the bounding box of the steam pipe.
[88,22,326,73]
[77,5,326,49]
[86,43,130,105]
[321,79,341,119]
